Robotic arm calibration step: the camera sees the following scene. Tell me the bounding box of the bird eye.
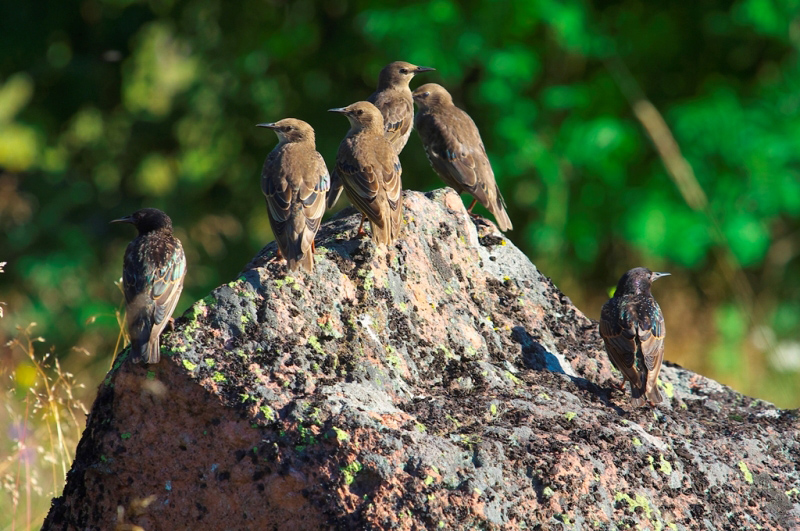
[356,109,363,115]
[400,68,408,74]
[423,92,430,97]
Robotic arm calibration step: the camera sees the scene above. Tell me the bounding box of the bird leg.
[311,240,316,253]
[275,248,284,260]
[164,317,176,333]
[356,215,367,237]
[467,198,479,217]
[611,380,626,391]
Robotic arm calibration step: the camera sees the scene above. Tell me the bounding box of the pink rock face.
[44,189,799,530]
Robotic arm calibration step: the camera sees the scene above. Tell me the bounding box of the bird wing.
[419,109,495,201]
[374,93,413,150]
[335,140,382,224]
[261,149,293,240]
[299,151,330,252]
[599,299,641,384]
[149,240,186,328]
[636,301,665,372]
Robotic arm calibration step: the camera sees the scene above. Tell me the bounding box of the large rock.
[44,189,799,530]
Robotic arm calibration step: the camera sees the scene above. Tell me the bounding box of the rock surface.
[44,189,799,530]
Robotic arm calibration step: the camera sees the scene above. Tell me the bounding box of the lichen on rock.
[44,189,800,530]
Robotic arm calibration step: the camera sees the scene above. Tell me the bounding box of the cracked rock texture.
[44,189,799,530]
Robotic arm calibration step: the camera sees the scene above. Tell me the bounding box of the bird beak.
[652,272,671,281]
[414,66,435,73]
[256,122,277,129]
[328,107,348,114]
[110,216,134,224]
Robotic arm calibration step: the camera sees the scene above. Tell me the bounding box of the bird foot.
[356,216,367,237]
[164,317,176,333]
[611,380,625,391]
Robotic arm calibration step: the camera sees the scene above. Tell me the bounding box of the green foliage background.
[1,0,799,407]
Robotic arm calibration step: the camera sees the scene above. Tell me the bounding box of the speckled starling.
[328,101,403,247]
[257,118,330,273]
[328,61,433,210]
[412,83,513,232]
[599,267,670,407]
[112,208,186,364]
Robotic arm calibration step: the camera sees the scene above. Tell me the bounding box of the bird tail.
[130,336,160,364]
[369,219,393,247]
[327,170,343,209]
[645,369,664,405]
[492,185,513,232]
[629,381,646,408]
[287,251,314,273]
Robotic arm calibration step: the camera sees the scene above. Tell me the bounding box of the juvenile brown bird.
[328,61,433,209]
[257,118,329,273]
[369,60,435,154]
[413,83,513,232]
[599,267,670,407]
[112,208,186,364]
[328,101,403,247]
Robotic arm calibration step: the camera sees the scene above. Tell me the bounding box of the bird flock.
[112,61,669,408]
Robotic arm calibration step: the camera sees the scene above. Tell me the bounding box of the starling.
[328,101,403,247]
[327,61,434,209]
[599,267,670,407]
[412,83,513,232]
[257,118,330,273]
[112,208,186,364]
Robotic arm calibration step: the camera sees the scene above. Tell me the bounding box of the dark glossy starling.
[112,208,186,364]
[328,101,403,247]
[257,118,329,273]
[328,61,434,209]
[412,83,513,232]
[599,267,670,407]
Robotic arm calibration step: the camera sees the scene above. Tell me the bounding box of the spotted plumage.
[329,101,403,247]
[113,208,186,364]
[257,118,329,273]
[328,61,433,209]
[413,83,512,232]
[599,267,670,407]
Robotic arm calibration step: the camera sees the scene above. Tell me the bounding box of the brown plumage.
[328,61,433,210]
[599,267,670,407]
[369,61,435,154]
[257,118,329,273]
[112,208,186,364]
[328,101,403,247]
[413,83,513,232]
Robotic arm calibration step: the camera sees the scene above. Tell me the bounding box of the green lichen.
[504,371,522,385]
[331,427,349,441]
[490,403,497,416]
[308,335,325,355]
[341,461,363,485]
[542,486,555,498]
[182,359,197,371]
[632,437,642,447]
[658,454,673,476]
[738,460,754,484]
[538,392,551,401]
[259,405,275,421]
[786,487,800,499]
[357,269,374,291]
[205,358,215,368]
[212,371,226,382]
[415,422,426,433]
[146,371,155,380]
[121,432,131,440]
[615,492,654,519]
[424,475,435,486]
[564,412,577,422]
